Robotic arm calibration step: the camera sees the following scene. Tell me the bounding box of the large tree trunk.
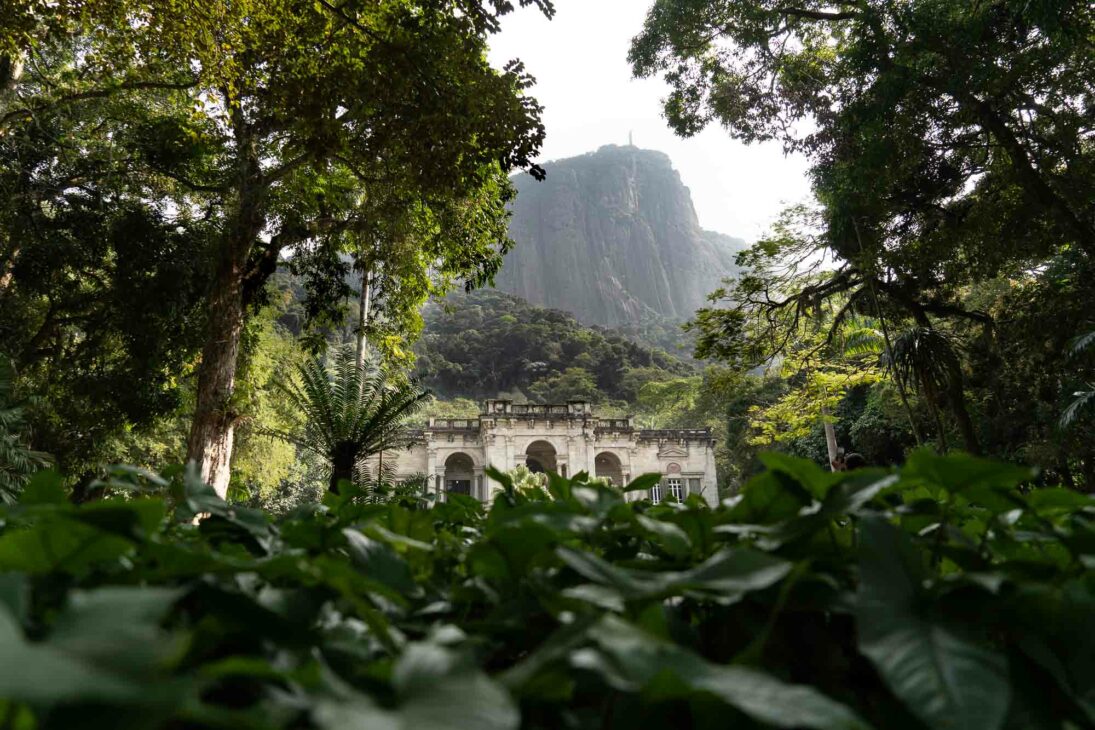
[946,371,981,455]
[186,251,247,498]
[185,99,265,499]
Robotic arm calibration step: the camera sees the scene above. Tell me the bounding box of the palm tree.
[886,327,980,454]
[0,358,51,503]
[271,346,429,494]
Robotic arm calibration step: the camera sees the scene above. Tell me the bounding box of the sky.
[486,0,813,242]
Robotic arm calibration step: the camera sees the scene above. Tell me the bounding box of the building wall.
[387,401,719,507]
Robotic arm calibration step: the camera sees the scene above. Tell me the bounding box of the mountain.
[494,145,747,328]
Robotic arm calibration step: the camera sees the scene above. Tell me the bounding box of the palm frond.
[268,344,430,494]
[1060,386,1095,429]
[1068,330,1095,356]
[885,326,960,393]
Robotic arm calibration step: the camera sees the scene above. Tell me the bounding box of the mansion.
[388,400,719,506]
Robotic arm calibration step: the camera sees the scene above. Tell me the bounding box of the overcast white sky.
[486,0,813,242]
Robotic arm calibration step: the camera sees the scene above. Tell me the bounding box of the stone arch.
[444,452,475,496]
[594,451,624,486]
[524,439,558,474]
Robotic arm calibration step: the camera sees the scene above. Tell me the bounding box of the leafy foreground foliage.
[1,454,1093,730]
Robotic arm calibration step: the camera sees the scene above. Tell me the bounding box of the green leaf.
[904,451,1034,494]
[857,518,1009,730]
[623,472,662,493]
[1026,488,1094,514]
[727,469,813,524]
[557,545,791,604]
[0,604,136,704]
[394,642,519,730]
[0,520,133,575]
[635,514,692,557]
[20,470,66,504]
[586,616,872,730]
[343,529,418,596]
[759,452,842,499]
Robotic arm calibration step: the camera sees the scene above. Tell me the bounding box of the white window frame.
[650,482,663,504]
[666,477,683,502]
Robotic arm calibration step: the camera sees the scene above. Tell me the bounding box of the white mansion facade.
[388,400,719,506]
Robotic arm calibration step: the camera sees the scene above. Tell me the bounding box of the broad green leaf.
[759,452,843,499]
[904,451,1034,494]
[623,472,662,493]
[394,642,519,730]
[1027,488,1095,514]
[727,469,813,524]
[586,616,872,730]
[557,546,791,604]
[20,470,66,505]
[857,518,1009,730]
[0,599,170,704]
[343,529,418,596]
[674,547,793,603]
[73,498,166,540]
[0,520,133,574]
[635,514,692,556]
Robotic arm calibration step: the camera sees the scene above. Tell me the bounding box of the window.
[650,482,662,504]
[688,478,701,496]
[667,478,683,502]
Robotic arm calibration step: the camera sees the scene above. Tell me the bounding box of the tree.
[270,346,429,494]
[0,71,210,475]
[632,0,1094,403]
[3,0,551,495]
[631,0,1093,259]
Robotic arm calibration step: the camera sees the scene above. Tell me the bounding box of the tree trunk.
[185,97,265,499]
[330,444,356,494]
[355,265,372,371]
[946,372,981,455]
[0,243,16,293]
[186,251,247,498]
[822,403,840,471]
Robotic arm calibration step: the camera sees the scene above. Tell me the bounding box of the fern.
[0,358,51,503]
[267,345,429,494]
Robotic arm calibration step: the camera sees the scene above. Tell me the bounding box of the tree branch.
[0,78,199,131]
[777,6,859,21]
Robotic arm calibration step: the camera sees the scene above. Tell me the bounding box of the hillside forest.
[1,2,1095,729]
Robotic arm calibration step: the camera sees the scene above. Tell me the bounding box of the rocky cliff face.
[494,145,746,327]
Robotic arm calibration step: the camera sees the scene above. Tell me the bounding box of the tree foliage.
[0,451,1093,729]
[414,290,693,403]
[0,358,50,503]
[633,0,1095,486]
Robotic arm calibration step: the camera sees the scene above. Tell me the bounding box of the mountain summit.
[494,145,746,327]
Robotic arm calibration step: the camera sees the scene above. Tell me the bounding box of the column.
[426,448,438,498]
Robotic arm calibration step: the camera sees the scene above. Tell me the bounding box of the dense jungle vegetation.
[413,290,693,405]
[1,0,1094,727]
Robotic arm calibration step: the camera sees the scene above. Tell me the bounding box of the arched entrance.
[444,453,474,496]
[525,440,558,474]
[594,451,624,485]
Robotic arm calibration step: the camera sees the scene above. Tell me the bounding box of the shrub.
[0,453,1092,729]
